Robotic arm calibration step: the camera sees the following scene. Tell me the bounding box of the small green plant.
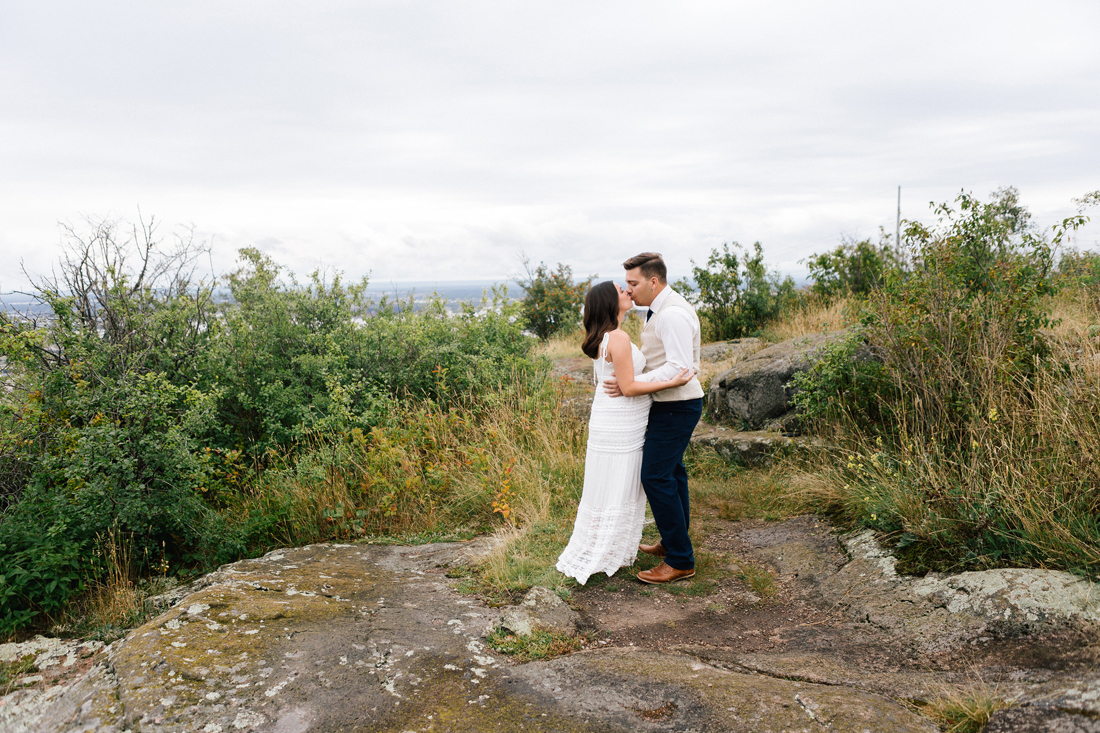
[920,686,1009,733]
[788,328,893,431]
[485,627,582,662]
[0,654,38,695]
[736,563,776,599]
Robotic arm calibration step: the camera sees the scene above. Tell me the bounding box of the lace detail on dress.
[556,332,651,585]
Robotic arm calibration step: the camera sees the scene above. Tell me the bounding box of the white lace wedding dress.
[556,332,651,584]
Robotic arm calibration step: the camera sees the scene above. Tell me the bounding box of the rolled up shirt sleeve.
[635,307,696,382]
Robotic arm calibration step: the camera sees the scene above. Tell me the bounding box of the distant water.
[364,280,516,309]
[1,280,518,317]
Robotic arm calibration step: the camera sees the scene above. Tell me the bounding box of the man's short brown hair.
[622,252,667,283]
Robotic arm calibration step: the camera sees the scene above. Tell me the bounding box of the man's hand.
[602,376,623,398]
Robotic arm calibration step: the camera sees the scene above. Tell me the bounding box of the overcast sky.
[2,1,1098,291]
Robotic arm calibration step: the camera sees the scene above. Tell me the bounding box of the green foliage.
[865,187,1079,438]
[209,248,386,452]
[211,250,533,455]
[804,233,903,301]
[485,627,582,661]
[1055,249,1100,288]
[789,329,893,430]
[685,242,798,340]
[516,259,591,340]
[0,220,538,634]
[803,189,1098,577]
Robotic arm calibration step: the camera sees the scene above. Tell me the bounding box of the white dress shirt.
[636,286,697,383]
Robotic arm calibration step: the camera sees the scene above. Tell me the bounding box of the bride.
[555,280,693,584]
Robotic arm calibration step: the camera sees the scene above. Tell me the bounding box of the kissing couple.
[556,252,704,585]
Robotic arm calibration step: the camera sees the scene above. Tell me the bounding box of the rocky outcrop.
[7,522,1099,732]
[0,537,937,733]
[690,424,827,467]
[706,330,850,430]
[698,338,765,364]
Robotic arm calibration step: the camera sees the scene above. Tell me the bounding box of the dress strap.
[594,331,611,385]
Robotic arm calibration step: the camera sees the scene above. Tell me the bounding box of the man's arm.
[633,308,695,382]
[604,308,695,395]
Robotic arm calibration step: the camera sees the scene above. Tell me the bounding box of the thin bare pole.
[896,185,901,248]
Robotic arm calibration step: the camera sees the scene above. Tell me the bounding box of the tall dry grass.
[64,527,149,635]
[226,368,588,594]
[797,332,1100,575]
[761,296,858,342]
[1048,285,1100,340]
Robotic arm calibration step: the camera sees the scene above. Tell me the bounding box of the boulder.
[499,586,579,637]
[707,330,850,430]
[698,338,765,364]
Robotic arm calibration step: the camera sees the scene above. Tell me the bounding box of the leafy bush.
[0,222,540,634]
[516,259,591,340]
[801,189,1098,576]
[686,242,798,340]
[803,233,903,301]
[789,329,892,430]
[865,188,1066,438]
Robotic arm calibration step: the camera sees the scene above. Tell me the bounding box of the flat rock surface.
[7,517,1098,732]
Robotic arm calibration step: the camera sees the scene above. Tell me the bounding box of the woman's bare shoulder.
[606,328,631,343]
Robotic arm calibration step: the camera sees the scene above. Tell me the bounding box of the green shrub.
[804,189,1098,576]
[516,259,591,340]
[212,251,534,453]
[0,224,538,634]
[789,328,892,430]
[686,242,798,340]
[804,233,903,301]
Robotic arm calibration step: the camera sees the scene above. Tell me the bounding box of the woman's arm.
[606,330,694,397]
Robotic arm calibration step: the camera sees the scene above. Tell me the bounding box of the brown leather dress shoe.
[638,541,667,558]
[637,562,695,584]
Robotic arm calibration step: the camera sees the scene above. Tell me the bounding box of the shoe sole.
[636,570,695,585]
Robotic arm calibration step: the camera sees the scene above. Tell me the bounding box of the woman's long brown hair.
[581,281,620,359]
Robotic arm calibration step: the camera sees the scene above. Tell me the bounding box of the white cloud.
[2,0,1098,291]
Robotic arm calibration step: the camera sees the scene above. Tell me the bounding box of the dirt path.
[570,515,1100,732]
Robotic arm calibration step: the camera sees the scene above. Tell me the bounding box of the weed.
[485,627,582,662]
[920,685,1009,733]
[0,654,38,695]
[633,701,679,721]
[736,563,777,599]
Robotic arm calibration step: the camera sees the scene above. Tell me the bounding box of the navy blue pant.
[641,398,703,570]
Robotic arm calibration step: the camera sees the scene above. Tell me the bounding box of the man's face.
[624,267,659,307]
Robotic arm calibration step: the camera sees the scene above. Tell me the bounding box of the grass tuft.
[735,563,777,599]
[0,654,38,695]
[920,685,1010,733]
[485,627,583,662]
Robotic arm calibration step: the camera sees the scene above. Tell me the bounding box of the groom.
[605,252,704,584]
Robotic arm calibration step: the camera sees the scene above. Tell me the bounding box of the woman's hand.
[670,367,694,386]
